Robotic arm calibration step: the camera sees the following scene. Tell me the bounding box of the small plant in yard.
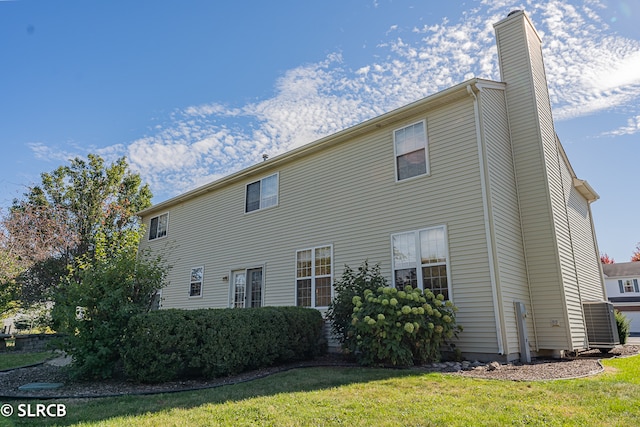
[615,309,631,345]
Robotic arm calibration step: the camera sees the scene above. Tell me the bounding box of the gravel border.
[1,345,638,399]
[451,345,640,381]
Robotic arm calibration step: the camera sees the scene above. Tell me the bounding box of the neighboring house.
[602,262,640,337]
[138,11,611,362]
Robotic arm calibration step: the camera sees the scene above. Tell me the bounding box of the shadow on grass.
[9,365,430,426]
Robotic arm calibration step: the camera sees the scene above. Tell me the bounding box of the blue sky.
[1,0,639,262]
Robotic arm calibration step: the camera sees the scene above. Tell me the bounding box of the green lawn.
[0,351,53,371]
[2,355,639,427]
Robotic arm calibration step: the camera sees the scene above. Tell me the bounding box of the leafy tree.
[4,154,152,307]
[1,232,18,316]
[2,201,72,316]
[35,154,152,258]
[51,228,168,379]
[631,243,640,262]
[600,253,615,264]
[1,154,165,377]
[0,246,21,317]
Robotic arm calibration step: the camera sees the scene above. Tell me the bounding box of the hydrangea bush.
[347,283,461,366]
[326,261,387,351]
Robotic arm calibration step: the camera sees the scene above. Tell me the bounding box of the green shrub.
[118,310,195,383]
[121,306,326,383]
[326,261,386,350]
[328,262,462,366]
[349,285,461,366]
[277,306,327,360]
[615,309,631,345]
[51,231,167,380]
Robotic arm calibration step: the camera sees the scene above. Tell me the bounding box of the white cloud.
[536,1,640,119]
[28,142,81,163]
[36,0,639,202]
[580,49,640,94]
[603,115,640,136]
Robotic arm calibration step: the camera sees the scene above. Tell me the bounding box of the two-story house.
[602,262,640,336]
[138,11,611,362]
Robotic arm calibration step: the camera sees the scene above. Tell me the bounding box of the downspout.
[467,84,505,355]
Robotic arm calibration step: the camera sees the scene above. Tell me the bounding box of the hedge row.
[120,306,327,383]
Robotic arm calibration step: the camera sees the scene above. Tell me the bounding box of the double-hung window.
[296,245,333,307]
[246,173,279,213]
[189,267,204,297]
[394,121,428,181]
[149,213,168,240]
[619,279,639,294]
[392,225,450,299]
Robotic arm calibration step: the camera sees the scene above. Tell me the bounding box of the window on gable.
[392,225,450,300]
[394,121,428,181]
[296,245,333,308]
[189,267,203,297]
[149,213,168,240]
[246,173,279,213]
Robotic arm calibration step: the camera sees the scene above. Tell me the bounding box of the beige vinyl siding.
[530,31,585,350]
[553,145,589,349]
[556,149,605,346]
[479,86,534,356]
[529,24,585,349]
[281,97,498,353]
[495,13,569,350]
[567,184,605,302]
[141,95,499,355]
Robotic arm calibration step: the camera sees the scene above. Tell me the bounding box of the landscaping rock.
[487,361,502,371]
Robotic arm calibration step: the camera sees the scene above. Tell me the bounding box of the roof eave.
[573,178,599,203]
[137,78,502,217]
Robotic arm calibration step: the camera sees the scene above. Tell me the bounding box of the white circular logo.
[0,404,13,417]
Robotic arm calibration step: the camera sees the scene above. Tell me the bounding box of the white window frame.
[245,173,279,213]
[148,212,169,241]
[151,289,163,310]
[391,225,451,300]
[189,266,204,298]
[619,279,639,294]
[393,120,429,182]
[295,245,333,308]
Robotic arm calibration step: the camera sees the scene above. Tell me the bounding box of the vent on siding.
[582,301,619,348]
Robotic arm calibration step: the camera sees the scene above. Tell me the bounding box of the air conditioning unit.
[582,301,620,350]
